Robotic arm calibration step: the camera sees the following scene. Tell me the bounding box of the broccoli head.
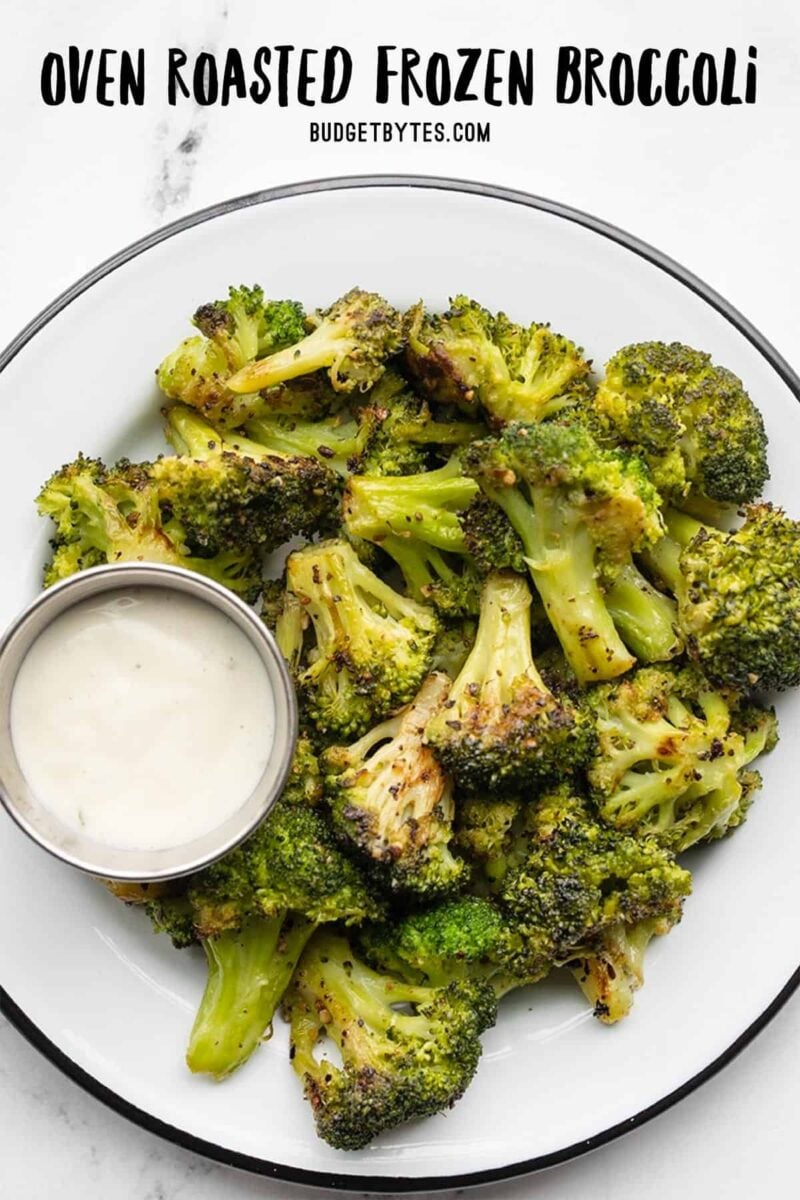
[358,896,537,996]
[323,673,467,897]
[595,341,769,506]
[156,284,306,426]
[566,915,677,1024]
[498,787,692,978]
[37,455,263,601]
[586,664,778,851]
[161,405,341,552]
[464,422,665,682]
[284,929,497,1150]
[285,539,439,738]
[226,288,404,396]
[673,504,800,692]
[425,572,593,792]
[405,296,591,426]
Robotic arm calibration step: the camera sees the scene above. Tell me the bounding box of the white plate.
[1,177,799,1191]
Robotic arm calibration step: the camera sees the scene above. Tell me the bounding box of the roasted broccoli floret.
[323,673,467,896]
[285,539,439,738]
[284,930,497,1150]
[406,296,591,426]
[594,342,769,506]
[182,798,383,1079]
[566,914,676,1024]
[586,665,778,851]
[243,409,372,477]
[357,371,486,476]
[464,422,665,682]
[645,504,800,692]
[425,572,592,792]
[429,617,478,678]
[156,284,306,426]
[226,288,404,396]
[160,405,340,552]
[37,455,263,601]
[460,494,526,576]
[498,787,692,981]
[358,896,535,996]
[454,794,531,892]
[343,457,481,614]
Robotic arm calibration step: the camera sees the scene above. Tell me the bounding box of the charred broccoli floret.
[343,457,481,615]
[323,673,467,897]
[566,915,677,1024]
[183,797,383,1079]
[37,455,262,600]
[406,296,591,426]
[498,788,692,981]
[226,288,404,396]
[359,370,486,475]
[425,572,593,792]
[454,795,533,892]
[586,665,778,851]
[286,539,439,738]
[156,284,306,426]
[645,505,800,692]
[284,930,497,1150]
[594,342,769,506]
[464,422,665,682]
[160,405,340,552]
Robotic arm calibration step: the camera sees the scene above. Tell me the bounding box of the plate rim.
[1,172,799,1192]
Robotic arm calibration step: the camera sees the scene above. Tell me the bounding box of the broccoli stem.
[246,415,365,475]
[451,570,546,705]
[489,484,635,683]
[606,560,682,662]
[380,535,462,602]
[186,914,315,1079]
[227,326,347,393]
[640,510,704,595]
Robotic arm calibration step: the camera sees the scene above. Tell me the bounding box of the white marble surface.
[3,0,800,1196]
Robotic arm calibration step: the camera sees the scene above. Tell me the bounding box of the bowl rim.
[1,173,799,1193]
[0,561,298,881]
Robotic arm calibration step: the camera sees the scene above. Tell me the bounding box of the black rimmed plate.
[1,175,799,1191]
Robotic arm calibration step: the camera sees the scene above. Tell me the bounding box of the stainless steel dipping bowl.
[0,563,297,881]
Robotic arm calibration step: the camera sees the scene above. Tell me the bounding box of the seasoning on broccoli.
[464,422,665,682]
[226,288,404,396]
[594,341,769,507]
[406,295,591,426]
[323,673,467,897]
[156,284,306,426]
[586,664,778,851]
[425,572,592,792]
[285,538,439,738]
[284,929,497,1150]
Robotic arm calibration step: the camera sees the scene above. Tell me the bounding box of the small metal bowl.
[0,563,297,882]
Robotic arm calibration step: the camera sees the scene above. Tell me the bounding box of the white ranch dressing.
[10,588,276,851]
